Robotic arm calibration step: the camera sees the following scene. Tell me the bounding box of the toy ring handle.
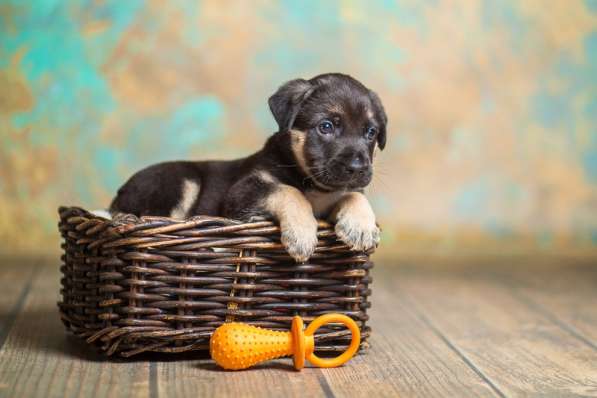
[304,314,361,368]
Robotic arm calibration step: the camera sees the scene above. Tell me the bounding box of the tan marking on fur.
[290,129,334,191]
[332,191,379,251]
[256,170,277,184]
[170,179,200,219]
[305,189,346,218]
[266,185,312,220]
[332,191,375,225]
[266,184,318,262]
[367,108,380,154]
[327,104,344,114]
[290,129,309,173]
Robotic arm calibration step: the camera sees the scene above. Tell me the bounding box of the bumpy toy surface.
[210,314,360,370]
[210,323,294,370]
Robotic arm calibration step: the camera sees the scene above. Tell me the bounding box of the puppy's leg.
[266,185,319,262]
[224,173,318,262]
[331,192,380,251]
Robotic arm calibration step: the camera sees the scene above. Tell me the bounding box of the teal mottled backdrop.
[1,0,596,255]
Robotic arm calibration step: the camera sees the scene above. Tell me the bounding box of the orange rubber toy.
[210,314,361,370]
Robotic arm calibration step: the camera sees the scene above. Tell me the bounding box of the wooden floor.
[0,256,596,398]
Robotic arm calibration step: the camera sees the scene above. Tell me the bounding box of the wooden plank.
[0,261,150,398]
[156,265,500,398]
[0,257,37,345]
[156,349,330,397]
[3,256,595,397]
[319,265,501,397]
[495,264,597,348]
[394,265,597,397]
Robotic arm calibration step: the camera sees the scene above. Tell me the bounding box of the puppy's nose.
[344,156,369,175]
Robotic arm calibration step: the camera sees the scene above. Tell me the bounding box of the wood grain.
[393,265,597,397]
[496,264,597,348]
[156,358,331,398]
[0,264,150,398]
[319,269,501,397]
[1,258,597,398]
[0,257,37,345]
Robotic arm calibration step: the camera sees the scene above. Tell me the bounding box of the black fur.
[110,73,388,221]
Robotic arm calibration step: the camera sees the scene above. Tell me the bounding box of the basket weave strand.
[58,206,373,357]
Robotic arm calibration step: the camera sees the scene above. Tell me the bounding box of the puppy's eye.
[365,126,377,140]
[318,120,334,135]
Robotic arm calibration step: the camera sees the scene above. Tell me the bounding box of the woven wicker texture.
[58,206,373,357]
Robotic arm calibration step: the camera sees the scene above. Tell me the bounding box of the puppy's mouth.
[309,163,372,190]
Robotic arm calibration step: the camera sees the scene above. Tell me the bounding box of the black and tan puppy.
[110,73,387,262]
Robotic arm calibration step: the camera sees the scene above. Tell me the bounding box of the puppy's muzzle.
[342,156,370,176]
[329,153,372,187]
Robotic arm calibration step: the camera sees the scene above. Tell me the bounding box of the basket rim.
[57,205,363,255]
[58,205,334,229]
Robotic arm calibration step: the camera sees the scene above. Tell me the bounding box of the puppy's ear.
[268,79,314,132]
[369,90,388,150]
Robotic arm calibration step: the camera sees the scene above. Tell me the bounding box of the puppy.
[110,73,387,262]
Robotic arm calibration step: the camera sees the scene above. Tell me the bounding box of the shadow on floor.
[1,306,214,363]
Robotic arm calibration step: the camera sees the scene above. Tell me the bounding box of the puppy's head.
[269,73,387,190]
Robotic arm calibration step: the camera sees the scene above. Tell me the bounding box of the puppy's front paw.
[280,218,318,262]
[335,213,380,251]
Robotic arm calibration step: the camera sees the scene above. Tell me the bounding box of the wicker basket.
[58,206,373,357]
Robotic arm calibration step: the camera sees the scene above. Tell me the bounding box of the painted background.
[1,0,596,257]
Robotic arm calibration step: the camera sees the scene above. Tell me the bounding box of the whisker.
[370,174,391,192]
[302,168,328,185]
[275,163,325,173]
